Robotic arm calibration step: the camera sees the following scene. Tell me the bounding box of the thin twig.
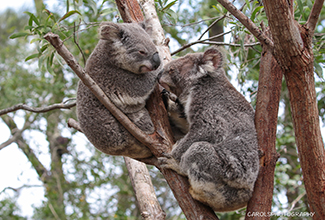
[48,203,61,220]
[288,191,307,212]
[181,16,225,27]
[171,31,232,55]
[0,185,43,194]
[198,14,228,40]
[73,21,86,65]
[0,99,76,116]
[216,0,274,48]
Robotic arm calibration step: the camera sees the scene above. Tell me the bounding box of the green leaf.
[251,6,263,22]
[24,11,40,26]
[25,53,40,62]
[100,8,116,16]
[9,32,30,39]
[40,44,50,53]
[162,0,178,11]
[30,38,42,44]
[59,10,82,22]
[86,0,98,17]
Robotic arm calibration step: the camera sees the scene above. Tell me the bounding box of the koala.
[77,22,161,159]
[158,47,259,212]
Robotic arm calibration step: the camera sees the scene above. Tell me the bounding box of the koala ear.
[99,22,121,40]
[138,19,154,37]
[202,47,223,70]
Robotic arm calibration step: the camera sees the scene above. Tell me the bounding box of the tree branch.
[288,191,307,212]
[67,118,83,132]
[198,14,228,40]
[171,35,260,55]
[306,0,325,33]
[0,184,43,194]
[139,0,219,219]
[171,31,231,55]
[1,115,49,180]
[0,99,76,116]
[216,0,274,48]
[245,32,281,219]
[0,114,33,150]
[125,157,166,220]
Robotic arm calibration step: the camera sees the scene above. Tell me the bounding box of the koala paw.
[158,154,184,175]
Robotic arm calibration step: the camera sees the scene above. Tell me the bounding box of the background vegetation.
[0,0,324,219]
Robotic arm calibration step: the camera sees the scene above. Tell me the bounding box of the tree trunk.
[263,0,325,218]
[245,34,282,219]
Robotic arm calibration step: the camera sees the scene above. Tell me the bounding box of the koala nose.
[152,52,161,70]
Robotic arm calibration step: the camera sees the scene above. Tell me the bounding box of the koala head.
[159,47,223,97]
[99,22,161,74]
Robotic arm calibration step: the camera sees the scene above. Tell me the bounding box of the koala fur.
[77,22,161,159]
[161,88,189,141]
[158,47,259,212]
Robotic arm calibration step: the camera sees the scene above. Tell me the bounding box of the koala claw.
[161,152,173,158]
[158,156,183,174]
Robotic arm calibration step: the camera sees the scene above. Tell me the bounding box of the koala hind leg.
[180,142,251,212]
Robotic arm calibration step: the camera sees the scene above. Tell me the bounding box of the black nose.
[152,52,161,70]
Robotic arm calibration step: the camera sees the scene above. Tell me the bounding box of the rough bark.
[245,34,282,219]
[263,0,325,218]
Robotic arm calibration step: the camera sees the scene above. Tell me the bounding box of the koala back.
[77,22,161,159]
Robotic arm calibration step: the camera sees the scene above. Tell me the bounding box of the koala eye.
[139,50,147,55]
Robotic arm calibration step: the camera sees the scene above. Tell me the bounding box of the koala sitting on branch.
[158,47,259,212]
[77,22,161,159]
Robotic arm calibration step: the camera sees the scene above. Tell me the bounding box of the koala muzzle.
[152,52,161,70]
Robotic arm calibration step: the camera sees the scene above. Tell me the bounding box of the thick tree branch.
[245,34,282,219]
[216,0,274,48]
[125,157,166,220]
[0,99,76,116]
[306,0,325,33]
[138,0,220,219]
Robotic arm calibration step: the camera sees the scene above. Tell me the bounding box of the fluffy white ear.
[202,47,223,69]
[99,22,120,40]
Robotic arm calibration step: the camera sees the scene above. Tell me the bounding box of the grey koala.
[158,47,259,212]
[77,22,161,159]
